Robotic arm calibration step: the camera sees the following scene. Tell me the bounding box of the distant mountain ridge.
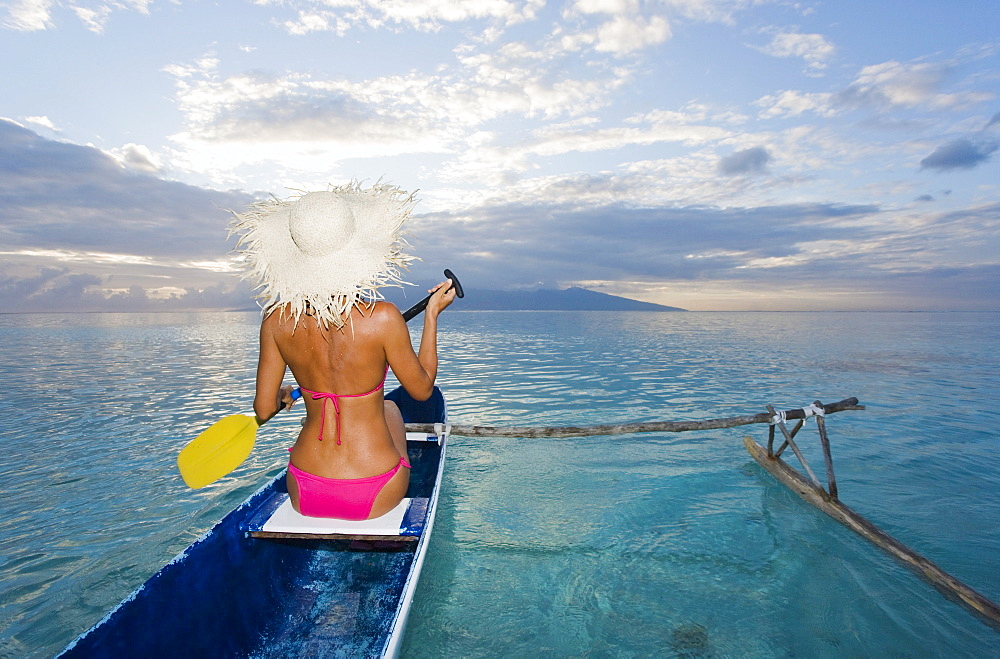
[388,286,685,312]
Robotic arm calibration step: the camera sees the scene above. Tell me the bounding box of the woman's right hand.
[279,384,297,411]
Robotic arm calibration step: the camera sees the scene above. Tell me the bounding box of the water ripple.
[1,311,998,656]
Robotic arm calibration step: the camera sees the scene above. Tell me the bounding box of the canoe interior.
[61,438,441,658]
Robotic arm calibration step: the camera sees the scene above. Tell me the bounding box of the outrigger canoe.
[60,386,449,658]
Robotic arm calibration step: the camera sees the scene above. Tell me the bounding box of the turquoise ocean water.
[0,310,998,657]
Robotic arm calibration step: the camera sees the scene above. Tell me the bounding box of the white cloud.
[562,0,670,55]
[662,0,763,25]
[593,14,670,54]
[375,0,543,26]
[161,56,220,80]
[70,4,112,33]
[571,0,639,15]
[539,114,728,154]
[1,0,53,31]
[841,60,994,111]
[282,10,347,36]
[269,0,544,34]
[436,107,730,187]
[165,67,459,172]
[114,143,162,173]
[853,61,945,107]
[759,30,835,72]
[0,248,154,266]
[162,34,637,182]
[756,56,995,120]
[24,115,58,131]
[2,0,152,32]
[0,250,237,273]
[737,239,872,270]
[755,89,835,118]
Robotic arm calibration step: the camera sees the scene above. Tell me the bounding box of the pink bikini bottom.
[287,458,411,520]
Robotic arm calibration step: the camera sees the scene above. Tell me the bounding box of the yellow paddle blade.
[177,414,261,489]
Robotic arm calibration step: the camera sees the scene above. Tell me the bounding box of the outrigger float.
[742,400,1000,632]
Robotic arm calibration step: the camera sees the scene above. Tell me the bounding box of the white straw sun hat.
[230,181,416,328]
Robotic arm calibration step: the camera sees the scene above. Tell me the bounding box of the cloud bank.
[1,1,998,311]
[0,118,255,312]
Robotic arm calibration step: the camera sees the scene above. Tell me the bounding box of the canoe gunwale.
[382,430,449,657]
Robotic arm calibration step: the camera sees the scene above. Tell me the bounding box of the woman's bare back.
[266,304,404,480]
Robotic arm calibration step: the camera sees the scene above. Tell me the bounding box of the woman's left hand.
[426,278,457,317]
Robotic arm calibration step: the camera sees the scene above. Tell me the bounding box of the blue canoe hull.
[61,388,446,658]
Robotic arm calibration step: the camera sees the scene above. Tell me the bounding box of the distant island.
[386,286,686,312]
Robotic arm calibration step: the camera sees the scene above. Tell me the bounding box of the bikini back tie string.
[298,367,389,445]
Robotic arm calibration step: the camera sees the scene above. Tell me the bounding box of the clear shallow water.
[0,311,997,657]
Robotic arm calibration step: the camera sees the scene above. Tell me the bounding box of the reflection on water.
[0,311,997,656]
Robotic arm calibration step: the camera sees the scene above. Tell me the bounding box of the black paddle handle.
[401,269,465,322]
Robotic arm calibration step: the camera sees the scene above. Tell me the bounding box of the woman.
[231,182,456,520]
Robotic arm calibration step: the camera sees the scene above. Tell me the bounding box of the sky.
[1,0,998,312]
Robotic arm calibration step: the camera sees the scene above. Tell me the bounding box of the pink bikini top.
[298,366,389,445]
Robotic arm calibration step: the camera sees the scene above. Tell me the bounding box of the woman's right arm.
[253,317,291,423]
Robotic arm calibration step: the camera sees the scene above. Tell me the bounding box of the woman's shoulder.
[261,305,307,335]
[367,300,404,322]
[259,306,286,335]
[350,302,407,345]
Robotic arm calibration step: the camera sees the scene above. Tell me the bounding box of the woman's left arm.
[253,318,294,423]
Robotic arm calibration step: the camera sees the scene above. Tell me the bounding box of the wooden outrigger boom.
[404,397,865,438]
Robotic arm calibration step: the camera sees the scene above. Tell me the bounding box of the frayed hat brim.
[229,180,417,328]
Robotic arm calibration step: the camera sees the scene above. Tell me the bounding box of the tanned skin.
[253,279,456,518]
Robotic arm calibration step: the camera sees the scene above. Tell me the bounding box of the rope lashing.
[770,403,826,425]
[802,403,826,418]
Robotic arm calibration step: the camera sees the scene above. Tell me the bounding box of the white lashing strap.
[801,403,826,418]
[770,403,825,425]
